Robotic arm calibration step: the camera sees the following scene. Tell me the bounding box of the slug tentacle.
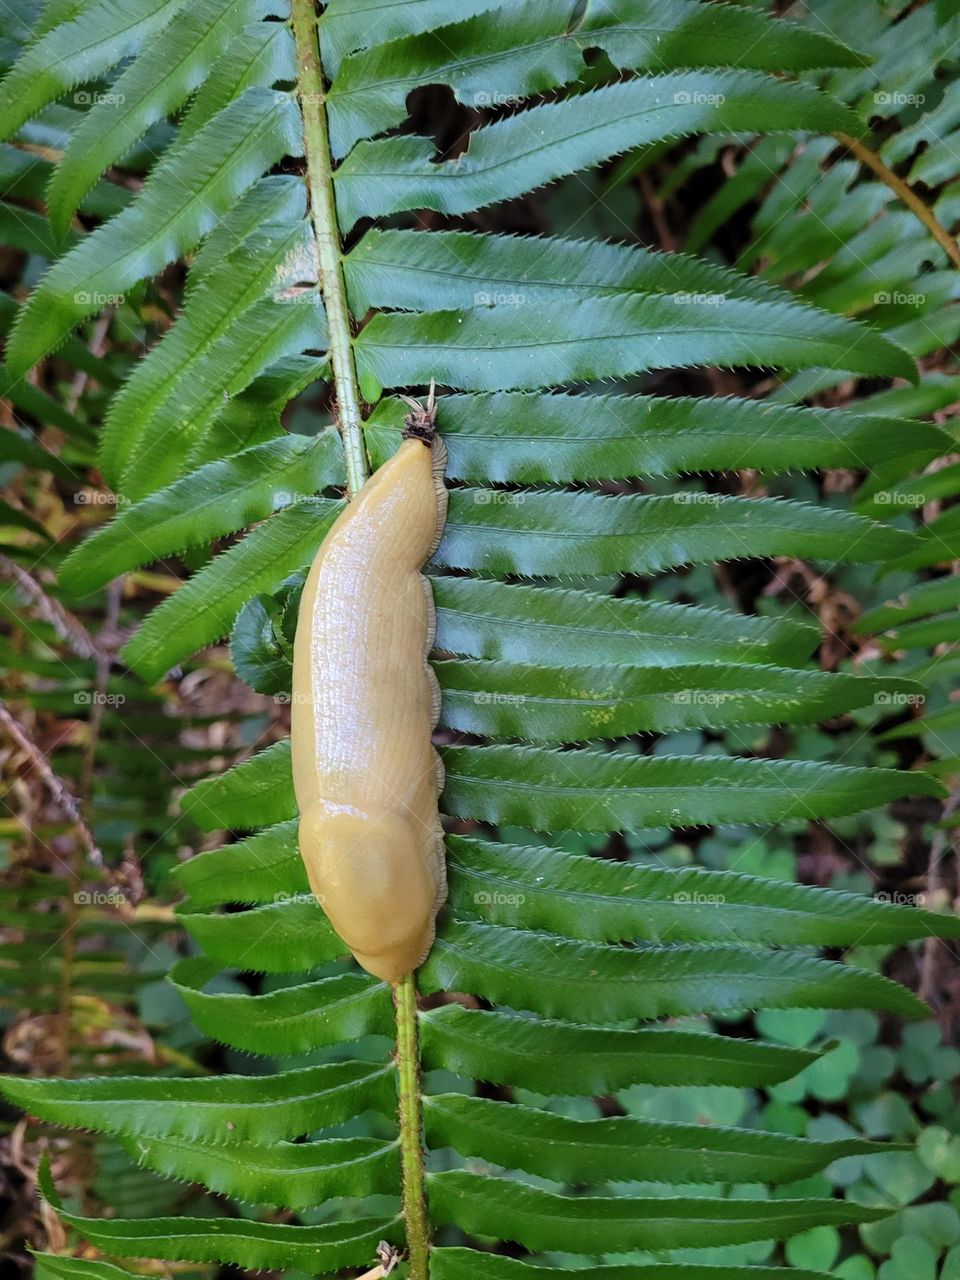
[291,390,448,985]
[401,382,448,560]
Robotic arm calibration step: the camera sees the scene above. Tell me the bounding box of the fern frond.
[5,2,955,1276]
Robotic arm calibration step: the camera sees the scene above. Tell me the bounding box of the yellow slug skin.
[291,434,448,984]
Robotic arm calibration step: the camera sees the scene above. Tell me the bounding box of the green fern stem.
[290,0,368,495]
[394,973,430,1278]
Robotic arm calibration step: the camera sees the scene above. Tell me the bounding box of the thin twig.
[79,579,121,805]
[0,701,102,867]
[639,170,677,253]
[0,554,108,663]
[835,132,960,270]
[64,312,112,413]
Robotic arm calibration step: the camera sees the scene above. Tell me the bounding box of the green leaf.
[184,175,307,300]
[184,736,943,834]
[898,508,960,570]
[182,739,295,831]
[122,1131,399,1208]
[871,612,960,652]
[171,958,392,1054]
[180,897,341,972]
[103,210,322,497]
[39,1157,398,1272]
[231,590,297,694]
[121,293,326,502]
[62,434,341,597]
[46,0,262,240]
[880,703,960,744]
[228,572,822,696]
[185,350,332,476]
[440,743,943,831]
[171,818,301,906]
[34,1256,142,1280]
[328,0,863,157]
[428,1171,889,1253]
[0,0,189,143]
[431,1251,833,1280]
[445,835,960,945]
[0,1060,394,1143]
[363,390,942,482]
[421,922,928,1021]
[175,17,295,147]
[122,499,342,683]
[856,463,960,520]
[318,0,509,74]
[347,225,788,313]
[420,1004,821,1093]
[854,575,960,635]
[434,659,923,740]
[6,88,302,378]
[335,74,866,230]
[423,1093,892,1185]
[432,576,817,669]
[684,136,796,255]
[0,426,77,481]
[0,203,80,260]
[187,353,328,474]
[356,297,915,396]
[434,491,917,579]
[3,371,90,440]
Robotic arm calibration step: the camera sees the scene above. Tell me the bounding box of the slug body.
[291,418,447,984]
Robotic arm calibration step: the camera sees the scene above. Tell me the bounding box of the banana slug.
[291,394,448,984]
